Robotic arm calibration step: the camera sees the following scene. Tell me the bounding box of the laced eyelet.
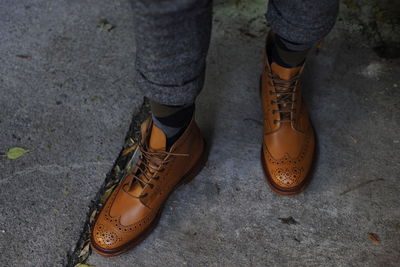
[122,143,189,199]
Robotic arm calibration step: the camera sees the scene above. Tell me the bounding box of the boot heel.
[179,139,208,186]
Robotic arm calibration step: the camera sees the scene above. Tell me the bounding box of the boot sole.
[91,139,209,257]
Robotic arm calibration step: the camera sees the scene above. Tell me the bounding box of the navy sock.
[150,100,194,149]
[268,33,311,68]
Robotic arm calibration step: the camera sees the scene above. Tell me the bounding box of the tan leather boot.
[260,35,316,196]
[91,116,207,257]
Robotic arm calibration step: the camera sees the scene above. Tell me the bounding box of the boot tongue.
[270,63,302,121]
[148,124,167,151]
[271,62,302,80]
[127,121,167,195]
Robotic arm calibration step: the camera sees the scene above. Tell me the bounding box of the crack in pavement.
[1,162,113,184]
[65,98,150,267]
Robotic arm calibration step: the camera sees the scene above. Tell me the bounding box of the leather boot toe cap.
[91,220,123,251]
[271,166,304,188]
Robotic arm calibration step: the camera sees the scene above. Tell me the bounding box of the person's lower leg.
[266,0,339,68]
[129,0,212,150]
[130,0,212,106]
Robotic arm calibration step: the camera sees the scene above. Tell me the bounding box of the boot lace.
[268,72,300,124]
[122,142,188,199]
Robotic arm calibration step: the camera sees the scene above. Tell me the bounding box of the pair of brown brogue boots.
[90,41,315,257]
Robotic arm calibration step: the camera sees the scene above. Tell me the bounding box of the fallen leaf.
[90,96,100,102]
[62,184,70,195]
[349,135,357,143]
[16,55,32,60]
[368,233,381,244]
[89,210,98,224]
[78,242,91,262]
[74,264,95,267]
[279,216,298,225]
[105,179,116,188]
[214,236,223,243]
[124,137,136,148]
[99,19,115,32]
[122,143,138,156]
[7,147,31,159]
[114,165,121,176]
[101,185,116,202]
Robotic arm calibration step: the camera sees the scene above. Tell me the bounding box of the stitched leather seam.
[264,129,311,164]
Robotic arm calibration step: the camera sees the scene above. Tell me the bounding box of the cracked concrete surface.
[1,0,399,266]
[0,0,141,266]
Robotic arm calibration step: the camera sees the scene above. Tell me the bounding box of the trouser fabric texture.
[130,0,339,106]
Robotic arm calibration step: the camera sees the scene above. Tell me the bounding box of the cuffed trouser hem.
[136,69,206,106]
[266,0,339,50]
[132,0,339,104]
[131,0,212,106]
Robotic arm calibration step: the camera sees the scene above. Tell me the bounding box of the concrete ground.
[0,0,141,266]
[1,0,399,267]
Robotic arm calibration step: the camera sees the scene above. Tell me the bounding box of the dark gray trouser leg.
[131,0,338,105]
[266,0,340,51]
[130,0,213,106]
